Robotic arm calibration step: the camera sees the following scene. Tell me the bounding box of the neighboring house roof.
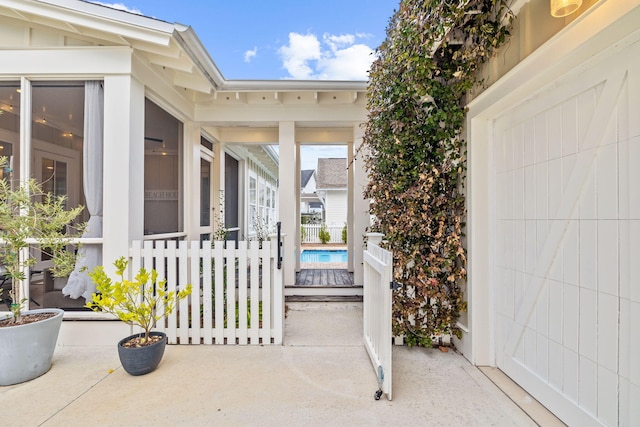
[301,170,315,189]
[316,158,347,189]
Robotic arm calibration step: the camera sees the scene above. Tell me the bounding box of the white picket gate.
[363,233,393,400]
[129,239,284,345]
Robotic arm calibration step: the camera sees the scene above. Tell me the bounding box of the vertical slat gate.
[238,241,248,345]
[202,243,213,344]
[225,240,236,344]
[363,234,393,400]
[249,242,260,343]
[262,241,272,343]
[189,240,201,345]
[129,239,283,346]
[214,241,225,344]
[177,241,189,344]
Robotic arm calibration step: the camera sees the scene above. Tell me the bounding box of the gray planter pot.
[117,331,167,376]
[0,308,64,386]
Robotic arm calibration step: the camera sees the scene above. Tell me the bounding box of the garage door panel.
[492,41,636,425]
[504,69,626,353]
[596,144,619,219]
[578,288,597,360]
[621,137,640,220]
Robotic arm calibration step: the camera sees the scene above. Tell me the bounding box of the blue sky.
[94,1,398,81]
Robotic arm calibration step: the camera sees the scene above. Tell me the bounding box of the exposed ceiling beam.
[173,71,212,94]
[146,52,194,73]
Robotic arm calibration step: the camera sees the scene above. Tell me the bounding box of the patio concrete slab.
[1,302,543,426]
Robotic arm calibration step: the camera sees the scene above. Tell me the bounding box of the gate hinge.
[390,280,401,290]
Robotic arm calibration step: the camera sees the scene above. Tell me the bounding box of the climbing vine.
[362,0,512,346]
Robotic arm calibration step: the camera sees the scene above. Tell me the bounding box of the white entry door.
[489,34,639,426]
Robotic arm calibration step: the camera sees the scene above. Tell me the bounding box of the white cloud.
[318,43,374,80]
[278,32,374,80]
[278,33,322,79]
[90,2,142,14]
[244,47,258,63]
[324,34,355,50]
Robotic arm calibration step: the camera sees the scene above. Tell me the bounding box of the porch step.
[285,295,363,303]
[285,284,363,302]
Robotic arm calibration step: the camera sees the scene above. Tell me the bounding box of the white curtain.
[62,81,103,301]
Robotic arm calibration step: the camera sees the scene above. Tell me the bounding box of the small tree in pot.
[86,257,192,375]
[0,156,85,385]
[0,158,84,322]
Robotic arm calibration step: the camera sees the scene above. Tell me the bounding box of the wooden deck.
[295,269,355,287]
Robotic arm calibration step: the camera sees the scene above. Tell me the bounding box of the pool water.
[300,249,348,263]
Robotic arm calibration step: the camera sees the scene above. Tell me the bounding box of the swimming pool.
[300,249,348,263]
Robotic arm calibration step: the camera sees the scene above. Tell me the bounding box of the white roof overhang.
[1,0,367,132]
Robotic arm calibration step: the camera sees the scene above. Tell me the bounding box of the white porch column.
[347,141,354,272]
[102,75,145,270]
[278,122,296,287]
[185,121,201,241]
[352,123,369,286]
[295,142,301,273]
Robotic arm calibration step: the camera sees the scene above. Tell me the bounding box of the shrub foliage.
[362,0,512,346]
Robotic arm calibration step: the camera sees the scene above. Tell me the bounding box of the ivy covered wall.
[362,0,512,346]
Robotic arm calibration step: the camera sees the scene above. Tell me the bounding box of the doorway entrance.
[290,144,360,300]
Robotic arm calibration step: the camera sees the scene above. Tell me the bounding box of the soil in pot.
[0,312,56,327]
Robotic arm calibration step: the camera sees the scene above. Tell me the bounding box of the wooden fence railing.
[129,239,284,345]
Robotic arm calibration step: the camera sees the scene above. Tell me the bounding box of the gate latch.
[390,280,401,291]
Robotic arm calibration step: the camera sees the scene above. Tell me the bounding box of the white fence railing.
[363,233,393,400]
[301,224,345,244]
[129,239,284,346]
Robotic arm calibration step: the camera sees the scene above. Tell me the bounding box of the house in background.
[315,158,347,226]
[300,169,322,219]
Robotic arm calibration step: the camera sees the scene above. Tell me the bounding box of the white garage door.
[490,32,640,426]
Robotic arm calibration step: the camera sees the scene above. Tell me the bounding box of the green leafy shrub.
[362,0,512,345]
[318,223,331,244]
[341,224,347,244]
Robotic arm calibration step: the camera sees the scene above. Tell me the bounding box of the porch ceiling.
[204,126,358,145]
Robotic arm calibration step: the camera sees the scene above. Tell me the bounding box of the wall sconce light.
[550,0,582,17]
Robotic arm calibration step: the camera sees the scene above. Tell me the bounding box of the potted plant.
[86,257,192,376]
[0,157,85,386]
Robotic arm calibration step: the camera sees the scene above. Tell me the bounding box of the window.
[26,81,102,310]
[143,99,183,235]
[258,180,266,228]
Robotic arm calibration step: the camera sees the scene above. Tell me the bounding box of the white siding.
[302,174,317,193]
[325,190,347,226]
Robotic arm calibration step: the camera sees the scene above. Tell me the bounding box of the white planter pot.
[0,308,64,386]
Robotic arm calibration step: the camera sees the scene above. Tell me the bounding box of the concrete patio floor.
[2,302,561,426]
